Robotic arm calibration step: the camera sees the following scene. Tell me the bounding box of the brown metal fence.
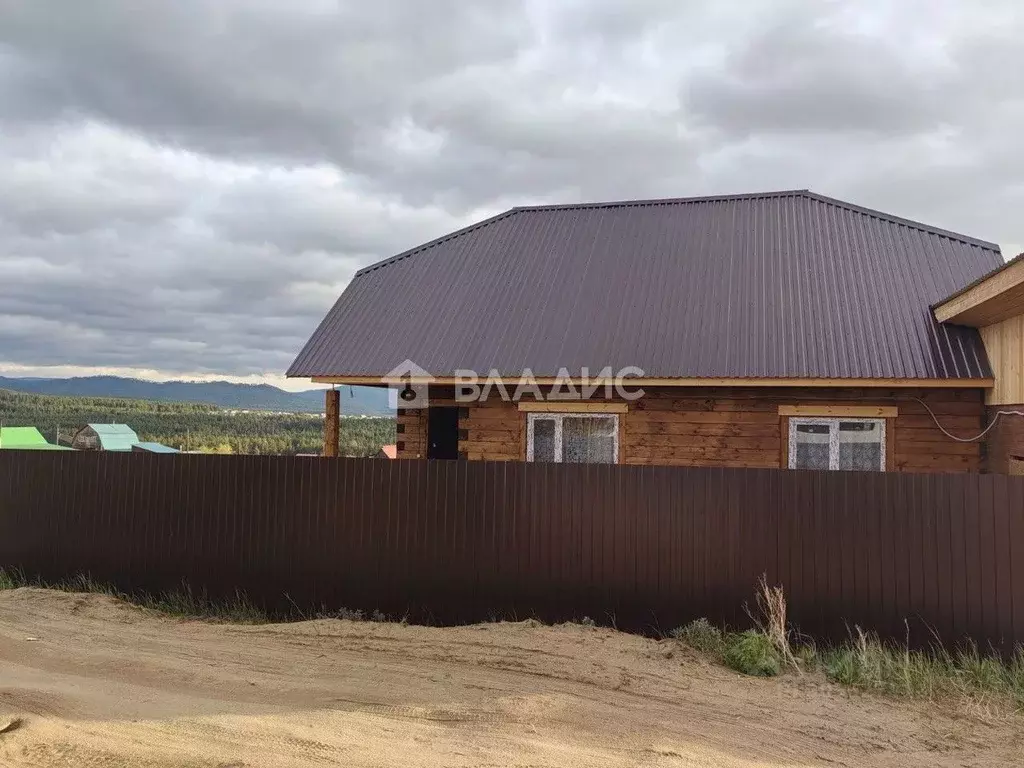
[1,451,1023,650]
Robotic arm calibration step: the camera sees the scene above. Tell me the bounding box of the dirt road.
[0,587,1019,767]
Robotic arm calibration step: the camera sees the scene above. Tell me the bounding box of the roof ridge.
[510,189,810,213]
[353,191,809,278]
[355,209,522,276]
[353,189,998,279]
[801,192,1000,251]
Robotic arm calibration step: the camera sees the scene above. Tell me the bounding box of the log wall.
[395,386,986,472]
[984,404,1024,475]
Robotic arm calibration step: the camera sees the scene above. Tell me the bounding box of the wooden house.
[71,423,140,452]
[290,190,1023,473]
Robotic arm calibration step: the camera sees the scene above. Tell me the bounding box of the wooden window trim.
[517,402,628,413]
[779,405,898,418]
[886,419,895,472]
[780,415,789,469]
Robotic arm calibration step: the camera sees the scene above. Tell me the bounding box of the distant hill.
[0,376,393,416]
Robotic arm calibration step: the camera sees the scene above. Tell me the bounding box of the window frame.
[788,416,886,471]
[526,412,620,464]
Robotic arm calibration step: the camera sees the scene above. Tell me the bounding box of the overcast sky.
[0,0,1021,390]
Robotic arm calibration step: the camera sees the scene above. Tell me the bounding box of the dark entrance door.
[427,406,460,460]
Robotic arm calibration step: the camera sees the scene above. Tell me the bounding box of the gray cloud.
[0,0,1022,382]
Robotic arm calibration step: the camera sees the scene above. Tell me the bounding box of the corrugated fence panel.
[0,452,1022,651]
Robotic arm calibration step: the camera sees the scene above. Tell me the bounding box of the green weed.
[0,567,23,590]
[723,630,782,677]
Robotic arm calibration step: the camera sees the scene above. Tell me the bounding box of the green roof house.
[71,424,140,452]
[0,426,73,450]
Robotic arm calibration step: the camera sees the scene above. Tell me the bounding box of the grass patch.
[0,567,22,591]
[820,629,1024,710]
[723,630,782,677]
[671,619,781,676]
[144,585,267,623]
[674,616,1024,711]
[0,567,404,627]
[671,578,1024,715]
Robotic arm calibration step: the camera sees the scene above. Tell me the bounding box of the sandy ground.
[0,588,1020,768]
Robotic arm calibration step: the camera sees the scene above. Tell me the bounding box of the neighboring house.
[0,426,72,450]
[131,442,179,454]
[71,424,140,452]
[376,444,398,459]
[289,190,1022,474]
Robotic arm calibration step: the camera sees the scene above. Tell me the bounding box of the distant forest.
[0,389,395,456]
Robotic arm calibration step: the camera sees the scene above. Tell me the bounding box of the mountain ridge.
[0,376,392,415]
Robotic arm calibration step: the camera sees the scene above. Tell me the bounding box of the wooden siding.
[980,315,1024,405]
[459,397,524,461]
[396,408,427,459]
[443,386,985,473]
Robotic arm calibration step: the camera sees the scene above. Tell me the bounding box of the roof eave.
[301,374,995,389]
[933,252,1024,327]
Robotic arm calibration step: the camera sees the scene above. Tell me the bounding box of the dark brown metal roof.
[288,190,1001,380]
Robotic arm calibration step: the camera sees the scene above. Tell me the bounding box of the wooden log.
[324,388,339,458]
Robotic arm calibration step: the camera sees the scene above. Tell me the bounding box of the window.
[526,413,618,463]
[789,417,886,471]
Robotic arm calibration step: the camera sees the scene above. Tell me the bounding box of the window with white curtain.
[789,417,886,471]
[526,413,618,464]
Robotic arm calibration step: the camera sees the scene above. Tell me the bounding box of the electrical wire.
[705,390,1024,444]
[909,397,1024,443]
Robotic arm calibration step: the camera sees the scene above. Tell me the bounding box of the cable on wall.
[705,390,1024,444]
[909,397,1024,443]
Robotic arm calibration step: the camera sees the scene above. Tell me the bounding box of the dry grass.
[0,567,20,591]
[669,618,725,655]
[0,567,270,624]
[747,575,801,673]
[673,578,1024,715]
[821,627,1024,713]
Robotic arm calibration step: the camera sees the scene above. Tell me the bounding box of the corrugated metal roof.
[288,190,1001,381]
[87,423,140,451]
[132,442,179,454]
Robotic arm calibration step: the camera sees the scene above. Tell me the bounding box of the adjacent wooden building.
[934,253,1024,473]
[289,190,1019,474]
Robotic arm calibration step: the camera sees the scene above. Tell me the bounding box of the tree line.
[0,389,395,456]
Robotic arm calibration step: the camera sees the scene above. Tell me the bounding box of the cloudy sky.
[0,0,1021,390]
